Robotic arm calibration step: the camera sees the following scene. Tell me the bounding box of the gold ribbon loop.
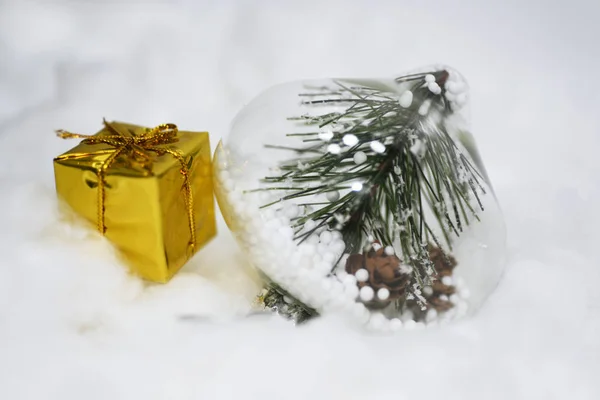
[56,120,196,250]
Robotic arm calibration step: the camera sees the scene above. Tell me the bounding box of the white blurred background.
[1,1,599,399]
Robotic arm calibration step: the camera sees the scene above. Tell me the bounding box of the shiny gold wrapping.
[53,121,216,283]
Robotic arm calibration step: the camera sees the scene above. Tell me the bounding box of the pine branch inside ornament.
[214,65,506,331]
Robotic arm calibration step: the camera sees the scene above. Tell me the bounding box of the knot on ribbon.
[56,119,196,251]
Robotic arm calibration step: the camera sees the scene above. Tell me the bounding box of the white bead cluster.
[215,149,472,332]
[442,72,468,109]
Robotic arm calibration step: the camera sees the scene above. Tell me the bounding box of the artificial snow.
[1,1,599,399]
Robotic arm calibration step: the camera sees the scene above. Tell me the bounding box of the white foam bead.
[330,231,342,240]
[426,308,438,322]
[418,100,431,116]
[296,267,309,278]
[398,90,413,108]
[278,226,294,240]
[329,279,344,296]
[302,243,317,255]
[310,293,326,308]
[439,294,449,302]
[336,270,348,280]
[285,266,300,280]
[311,254,323,266]
[456,93,467,105]
[307,235,320,245]
[377,288,390,301]
[352,304,370,324]
[270,234,284,248]
[262,208,276,220]
[372,242,382,251]
[284,203,300,219]
[264,218,282,230]
[370,141,386,153]
[318,127,334,141]
[384,246,395,255]
[368,313,386,331]
[351,182,363,191]
[444,91,456,101]
[308,269,324,283]
[353,151,367,165]
[449,81,466,94]
[390,318,403,331]
[241,206,258,221]
[414,322,425,330]
[459,287,471,299]
[342,134,359,146]
[258,191,271,202]
[354,268,369,282]
[326,190,340,202]
[218,170,230,182]
[342,274,358,287]
[424,74,435,83]
[325,287,346,309]
[315,261,331,276]
[327,144,341,154]
[303,219,316,231]
[278,214,291,224]
[339,298,357,314]
[427,82,441,94]
[401,309,414,322]
[331,240,346,255]
[442,308,456,321]
[321,278,333,291]
[422,286,434,297]
[322,252,336,263]
[359,286,374,302]
[222,178,235,191]
[457,301,469,315]
[316,243,329,255]
[288,251,302,263]
[404,320,416,330]
[278,277,294,288]
[319,230,333,245]
[441,276,453,286]
[426,320,439,329]
[227,190,241,204]
[344,283,359,300]
[449,294,460,304]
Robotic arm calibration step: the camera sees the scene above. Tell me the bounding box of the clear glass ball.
[214,65,506,329]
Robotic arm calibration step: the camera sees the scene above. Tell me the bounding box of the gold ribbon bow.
[55,119,196,251]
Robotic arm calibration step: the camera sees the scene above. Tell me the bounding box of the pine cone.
[425,245,457,312]
[345,247,410,305]
[428,244,457,277]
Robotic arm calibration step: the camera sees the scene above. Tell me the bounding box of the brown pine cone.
[424,245,458,312]
[345,247,410,305]
[428,244,457,277]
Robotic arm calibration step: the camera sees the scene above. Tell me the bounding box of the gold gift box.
[53,120,216,283]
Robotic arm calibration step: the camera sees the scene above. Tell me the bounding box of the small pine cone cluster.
[424,245,457,312]
[345,243,458,316]
[345,247,410,307]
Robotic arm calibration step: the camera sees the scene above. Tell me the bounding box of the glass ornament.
[214,66,506,329]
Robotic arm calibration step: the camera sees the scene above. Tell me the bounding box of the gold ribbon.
[55,119,196,251]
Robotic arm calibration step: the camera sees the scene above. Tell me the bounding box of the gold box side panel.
[53,160,170,282]
[158,131,216,279]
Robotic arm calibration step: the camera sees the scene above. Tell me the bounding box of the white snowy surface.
[1,1,599,399]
